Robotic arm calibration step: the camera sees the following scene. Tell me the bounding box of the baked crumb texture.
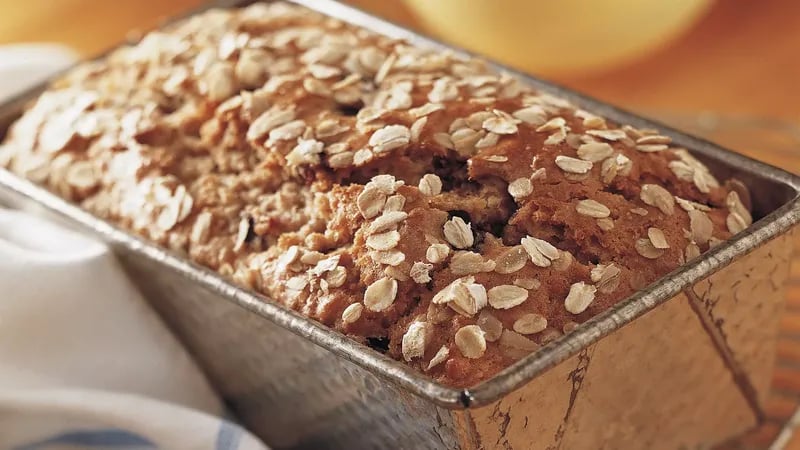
[0,3,754,387]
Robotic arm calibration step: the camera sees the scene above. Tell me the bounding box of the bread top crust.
[0,2,753,387]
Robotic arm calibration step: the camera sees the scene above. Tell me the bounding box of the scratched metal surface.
[116,247,463,450]
[691,230,796,408]
[0,0,799,448]
[456,233,796,449]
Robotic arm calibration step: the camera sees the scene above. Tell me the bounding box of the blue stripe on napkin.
[215,420,244,450]
[14,428,156,449]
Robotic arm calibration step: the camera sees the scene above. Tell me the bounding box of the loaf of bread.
[0,2,753,387]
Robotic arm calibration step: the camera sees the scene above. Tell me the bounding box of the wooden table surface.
[1,0,798,447]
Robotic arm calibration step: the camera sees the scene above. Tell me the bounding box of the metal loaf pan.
[1,1,799,448]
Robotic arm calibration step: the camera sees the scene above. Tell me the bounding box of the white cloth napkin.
[0,46,268,450]
[0,44,78,104]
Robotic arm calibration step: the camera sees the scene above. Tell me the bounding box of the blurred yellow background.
[1,0,799,123]
[0,1,798,447]
[400,0,714,76]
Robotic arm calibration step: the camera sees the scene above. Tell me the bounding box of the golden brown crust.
[0,3,753,388]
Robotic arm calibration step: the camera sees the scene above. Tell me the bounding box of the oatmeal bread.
[0,3,754,387]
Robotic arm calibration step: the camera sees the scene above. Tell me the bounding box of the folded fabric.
[0,389,263,450]
[0,44,77,103]
[0,210,268,450]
